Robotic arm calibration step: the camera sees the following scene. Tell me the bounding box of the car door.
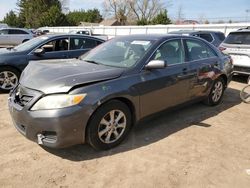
[69,37,103,58]
[0,29,9,45]
[28,37,71,61]
[9,29,28,45]
[184,39,220,99]
[138,39,191,118]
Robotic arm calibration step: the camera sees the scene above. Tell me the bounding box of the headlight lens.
[31,94,87,111]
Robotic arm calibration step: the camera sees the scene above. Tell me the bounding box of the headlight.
[31,94,87,111]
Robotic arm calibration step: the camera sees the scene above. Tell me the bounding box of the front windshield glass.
[14,36,49,51]
[80,38,154,68]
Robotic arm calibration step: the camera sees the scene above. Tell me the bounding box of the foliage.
[103,0,171,25]
[3,10,22,27]
[151,10,171,25]
[17,0,63,28]
[66,9,103,25]
[39,5,68,27]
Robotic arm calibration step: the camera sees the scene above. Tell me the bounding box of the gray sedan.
[8,34,233,150]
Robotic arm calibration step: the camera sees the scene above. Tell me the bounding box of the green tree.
[66,9,103,26]
[3,10,22,27]
[17,0,63,28]
[151,10,171,25]
[39,5,68,26]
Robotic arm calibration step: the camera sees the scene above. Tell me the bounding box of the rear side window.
[198,33,213,42]
[9,29,29,34]
[186,39,217,61]
[153,39,184,65]
[0,29,9,34]
[224,32,250,45]
[70,38,101,50]
[215,32,225,41]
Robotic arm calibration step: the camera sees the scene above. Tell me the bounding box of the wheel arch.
[85,97,137,142]
[0,65,22,74]
[218,74,228,87]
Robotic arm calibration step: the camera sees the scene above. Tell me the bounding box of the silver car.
[220,28,250,75]
[0,28,34,47]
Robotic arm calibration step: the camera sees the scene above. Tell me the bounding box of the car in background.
[0,23,8,29]
[169,30,225,47]
[69,29,108,41]
[219,28,250,76]
[0,28,34,47]
[8,34,233,150]
[0,34,104,92]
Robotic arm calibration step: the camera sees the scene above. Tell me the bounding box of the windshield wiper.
[84,60,101,65]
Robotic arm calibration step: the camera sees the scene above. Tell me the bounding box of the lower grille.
[234,66,250,73]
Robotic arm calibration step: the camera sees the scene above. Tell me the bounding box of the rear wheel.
[240,85,250,104]
[204,77,225,106]
[0,67,20,93]
[87,100,132,150]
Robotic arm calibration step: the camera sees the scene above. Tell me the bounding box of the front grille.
[234,66,250,73]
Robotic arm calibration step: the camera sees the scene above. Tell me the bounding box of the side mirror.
[34,48,45,56]
[145,60,166,70]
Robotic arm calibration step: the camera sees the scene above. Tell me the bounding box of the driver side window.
[153,40,184,65]
[39,38,69,53]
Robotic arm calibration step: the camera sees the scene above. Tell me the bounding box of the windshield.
[14,36,49,51]
[224,32,250,45]
[80,38,154,68]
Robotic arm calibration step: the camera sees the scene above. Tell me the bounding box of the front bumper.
[8,86,91,148]
[233,66,250,75]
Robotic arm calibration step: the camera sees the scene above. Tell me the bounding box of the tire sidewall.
[87,100,132,150]
[207,78,225,106]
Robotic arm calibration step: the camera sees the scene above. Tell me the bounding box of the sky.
[0,0,249,22]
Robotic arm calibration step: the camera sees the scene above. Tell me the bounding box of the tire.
[204,77,225,106]
[240,85,250,104]
[0,67,20,93]
[87,100,132,150]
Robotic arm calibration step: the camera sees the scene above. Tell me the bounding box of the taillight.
[219,46,226,51]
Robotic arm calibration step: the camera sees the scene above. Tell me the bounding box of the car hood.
[0,48,25,56]
[20,59,124,94]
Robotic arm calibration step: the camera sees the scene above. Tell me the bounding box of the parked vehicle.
[8,34,233,150]
[219,28,250,75]
[69,29,108,41]
[169,30,225,47]
[0,23,8,29]
[0,28,34,47]
[0,34,104,92]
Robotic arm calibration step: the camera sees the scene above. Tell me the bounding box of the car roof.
[113,34,203,41]
[0,27,29,31]
[230,29,250,33]
[169,30,222,34]
[41,34,105,41]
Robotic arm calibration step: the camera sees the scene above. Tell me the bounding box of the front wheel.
[240,85,250,104]
[87,100,132,150]
[204,78,225,106]
[0,67,20,93]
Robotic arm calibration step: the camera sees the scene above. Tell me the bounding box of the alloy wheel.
[0,71,18,90]
[98,110,127,144]
[212,81,223,103]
